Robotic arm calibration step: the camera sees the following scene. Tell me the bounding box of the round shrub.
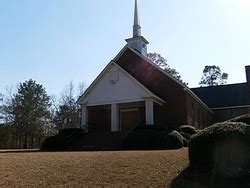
[180,131,191,141]
[41,134,67,151]
[165,131,184,149]
[182,137,190,147]
[189,122,250,172]
[179,125,197,135]
[41,128,85,151]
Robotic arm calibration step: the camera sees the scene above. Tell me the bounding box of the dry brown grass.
[0,149,188,187]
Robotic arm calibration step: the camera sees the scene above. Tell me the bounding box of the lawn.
[0,149,188,187]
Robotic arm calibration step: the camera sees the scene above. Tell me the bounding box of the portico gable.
[78,62,165,132]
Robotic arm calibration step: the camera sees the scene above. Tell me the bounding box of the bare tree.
[54,81,85,129]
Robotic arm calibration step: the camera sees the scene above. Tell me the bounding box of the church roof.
[191,83,250,109]
[115,47,184,101]
[114,46,212,112]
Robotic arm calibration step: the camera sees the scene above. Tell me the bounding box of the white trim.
[85,98,161,107]
[113,45,130,62]
[77,46,130,104]
[77,62,113,104]
[145,99,154,125]
[112,62,165,105]
[80,105,87,129]
[111,103,119,132]
[212,105,250,110]
[77,58,165,105]
[125,36,149,44]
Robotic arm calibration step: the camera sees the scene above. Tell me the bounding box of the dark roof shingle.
[191,83,250,108]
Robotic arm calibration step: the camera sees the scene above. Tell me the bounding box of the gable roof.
[114,46,212,112]
[191,83,250,109]
[77,53,165,105]
[78,45,212,112]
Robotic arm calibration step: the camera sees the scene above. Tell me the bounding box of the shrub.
[180,131,191,141]
[228,114,250,125]
[179,125,197,135]
[189,122,250,172]
[165,131,184,149]
[41,128,85,151]
[182,137,190,147]
[122,127,168,149]
[41,134,67,151]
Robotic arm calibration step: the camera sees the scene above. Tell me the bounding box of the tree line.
[0,80,84,149]
[0,53,228,149]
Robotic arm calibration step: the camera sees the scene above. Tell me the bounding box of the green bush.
[41,128,85,151]
[228,114,250,125]
[182,137,190,147]
[122,127,168,149]
[179,125,197,135]
[180,131,191,141]
[165,131,184,149]
[41,134,67,151]
[189,122,250,172]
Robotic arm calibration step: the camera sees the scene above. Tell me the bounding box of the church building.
[77,0,250,132]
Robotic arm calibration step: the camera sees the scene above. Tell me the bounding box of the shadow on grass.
[170,167,250,188]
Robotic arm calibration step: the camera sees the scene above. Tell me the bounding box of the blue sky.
[0,0,250,96]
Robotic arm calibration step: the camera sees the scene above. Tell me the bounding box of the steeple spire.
[133,0,141,37]
[126,0,149,56]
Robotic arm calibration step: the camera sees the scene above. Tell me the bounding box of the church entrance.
[120,108,140,131]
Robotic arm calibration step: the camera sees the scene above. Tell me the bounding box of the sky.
[0,0,250,97]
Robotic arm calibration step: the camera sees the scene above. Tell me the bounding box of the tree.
[199,65,228,86]
[53,81,85,129]
[5,79,51,149]
[147,53,188,85]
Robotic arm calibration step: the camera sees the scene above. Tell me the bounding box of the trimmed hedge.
[189,122,250,172]
[122,127,168,149]
[122,125,185,149]
[41,134,67,151]
[228,114,250,125]
[182,137,189,147]
[179,125,197,135]
[165,131,184,149]
[180,131,191,140]
[41,128,85,151]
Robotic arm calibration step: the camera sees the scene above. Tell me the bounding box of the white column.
[111,103,119,132]
[145,99,154,125]
[81,105,88,130]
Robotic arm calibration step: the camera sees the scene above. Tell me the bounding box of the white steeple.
[126,0,149,56]
[133,0,141,37]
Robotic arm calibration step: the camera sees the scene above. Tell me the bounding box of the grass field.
[0,148,188,187]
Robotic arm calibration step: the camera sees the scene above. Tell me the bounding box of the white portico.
[78,61,164,132]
